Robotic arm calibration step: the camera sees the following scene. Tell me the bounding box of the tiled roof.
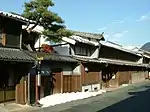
[24,51,78,63]
[73,56,149,68]
[0,11,35,24]
[70,30,105,40]
[98,58,149,67]
[0,47,35,62]
[22,25,105,40]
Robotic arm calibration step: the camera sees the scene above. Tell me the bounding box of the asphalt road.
[31,81,150,112]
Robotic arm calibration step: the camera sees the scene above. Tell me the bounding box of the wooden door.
[53,72,62,94]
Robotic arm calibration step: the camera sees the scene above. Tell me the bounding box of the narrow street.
[30,81,150,112]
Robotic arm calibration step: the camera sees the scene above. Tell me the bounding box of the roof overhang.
[0,47,35,62]
[73,56,150,68]
[62,36,99,46]
[0,11,35,24]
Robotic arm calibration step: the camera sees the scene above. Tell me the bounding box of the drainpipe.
[96,39,102,89]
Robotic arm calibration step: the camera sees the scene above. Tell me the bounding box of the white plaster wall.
[137,58,143,64]
[73,65,81,75]
[54,46,70,56]
[91,84,101,91]
[91,48,99,58]
[70,47,75,55]
[82,85,92,92]
[34,35,50,49]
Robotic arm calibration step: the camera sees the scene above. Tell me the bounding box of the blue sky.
[0,0,150,48]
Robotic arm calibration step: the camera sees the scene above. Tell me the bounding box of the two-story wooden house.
[22,25,81,104]
[0,11,35,104]
[97,41,149,88]
[55,34,150,90]
[54,31,106,92]
[22,21,150,104]
[22,25,106,95]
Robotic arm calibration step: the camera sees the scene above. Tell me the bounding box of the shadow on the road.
[97,85,150,112]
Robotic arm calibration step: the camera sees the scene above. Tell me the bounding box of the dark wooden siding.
[143,57,150,64]
[99,45,140,62]
[0,17,21,48]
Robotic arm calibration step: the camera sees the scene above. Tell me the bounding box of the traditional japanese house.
[24,50,80,104]
[54,31,106,92]
[0,11,35,104]
[55,35,150,90]
[22,23,106,94]
[98,41,150,88]
[22,23,150,104]
[22,26,81,104]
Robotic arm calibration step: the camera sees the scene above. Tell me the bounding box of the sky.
[0,0,150,48]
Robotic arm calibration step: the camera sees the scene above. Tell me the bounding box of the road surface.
[30,81,150,112]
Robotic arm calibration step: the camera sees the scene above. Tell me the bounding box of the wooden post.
[2,27,6,46]
[36,75,39,103]
[61,72,63,93]
[27,73,30,104]
[36,72,41,104]
[99,71,102,89]
[24,80,27,103]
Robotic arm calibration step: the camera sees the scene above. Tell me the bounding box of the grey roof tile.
[0,11,35,24]
[73,56,149,68]
[0,47,35,62]
[24,51,78,63]
[70,30,105,40]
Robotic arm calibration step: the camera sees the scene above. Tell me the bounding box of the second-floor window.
[74,46,95,56]
[6,34,20,48]
[75,47,87,56]
[4,19,21,48]
[0,18,21,48]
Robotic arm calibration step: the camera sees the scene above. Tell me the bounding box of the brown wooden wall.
[53,72,62,94]
[63,75,81,93]
[40,72,62,97]
[82,72,100,85]
[99,45,140,62]
[118,71,131,86]
[101,65,131,88]
[40,74,81,98]
[81,64,101,86]
[16,77,26,104]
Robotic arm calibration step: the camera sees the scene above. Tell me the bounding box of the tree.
[22,0,72,42]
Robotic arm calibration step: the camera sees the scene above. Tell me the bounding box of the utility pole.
[35,56,43,104]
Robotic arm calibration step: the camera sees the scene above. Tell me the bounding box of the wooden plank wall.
[118,71,131,86]
[81,64,101,86]
[63,75,81,93]
[53,72,62,94]
[16,77,25,104]
[83,72,100,85]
